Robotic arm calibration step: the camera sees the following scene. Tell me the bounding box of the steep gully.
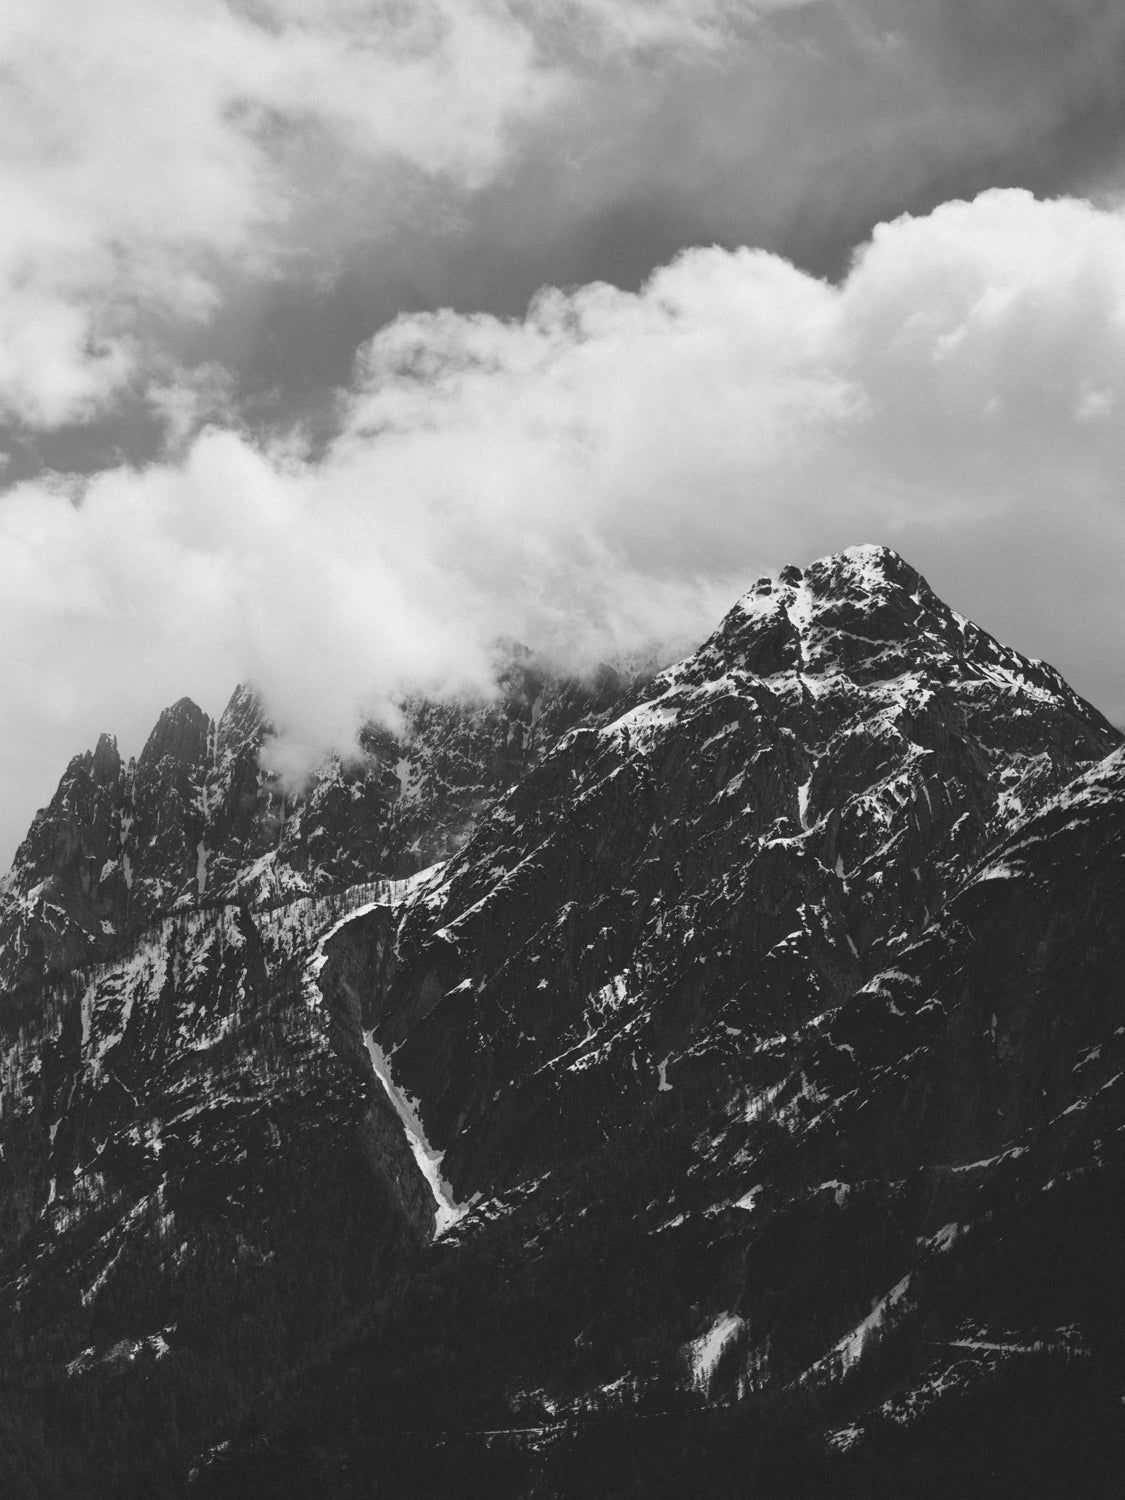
[361,1032,467,1239]
[309,869,470,1241]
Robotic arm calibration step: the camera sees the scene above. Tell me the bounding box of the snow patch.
[825,1424,863,1453]
[686,1311,744,1391]
[394,756,415,802]
[364,1030,467,1240]
[799,1275,913,1387]
[949,1145,1027,1173]
[833,1275,912,1375]
[922,1222,962,1254]
[796,778,812,830]
[303,866,446,996]
[745,1079,787,1123]
[67,1326,174,1378]
[603,694,679,741]
[817,1179,850,1207]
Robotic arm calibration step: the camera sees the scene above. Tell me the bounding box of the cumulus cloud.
[3,187,1125,864]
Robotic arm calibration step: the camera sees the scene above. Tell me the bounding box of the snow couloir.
[306,867,470,1241]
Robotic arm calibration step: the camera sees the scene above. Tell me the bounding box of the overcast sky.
[2,0,1125,866]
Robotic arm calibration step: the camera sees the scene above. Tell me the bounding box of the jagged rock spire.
[138,697,211,771]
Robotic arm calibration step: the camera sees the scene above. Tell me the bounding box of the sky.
[2,0,1125,865]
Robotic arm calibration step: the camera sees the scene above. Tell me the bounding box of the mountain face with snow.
[1,546,1124,1497]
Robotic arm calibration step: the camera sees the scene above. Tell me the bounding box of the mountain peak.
[90,731,122,787]
[138,697,211,770]
[809,542,926,597]
[720,543,1004,689]
[216,683,269,761]
[738,544,925,613]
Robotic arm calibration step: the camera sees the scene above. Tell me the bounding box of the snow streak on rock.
[304,861,464,1239]
[363,1030,468,1240]
[686,1311,745,1391]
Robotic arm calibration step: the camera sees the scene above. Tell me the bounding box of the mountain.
[0,545,1122,1498]
[358,545,1116,1202]
[0,652,634,989]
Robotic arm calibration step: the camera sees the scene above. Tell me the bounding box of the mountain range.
[1,545,1123,1497]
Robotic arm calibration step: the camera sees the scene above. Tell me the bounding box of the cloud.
[0,0,765,432]
[3,187,1125,866]
[2,0,1124,450]
[0,0,556,424]
[170,0,1125,441]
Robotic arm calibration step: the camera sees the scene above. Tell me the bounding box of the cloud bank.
[5,0,1125,452]
[1,0,773,434]
[239,0,1125,411]
[0,0,550,427]
[3,186,1125,863]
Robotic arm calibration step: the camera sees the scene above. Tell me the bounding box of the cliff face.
[0,735,128,988]
[128,698,212,921]
[2,546,1124,1497]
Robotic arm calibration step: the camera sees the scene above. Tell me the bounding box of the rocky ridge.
[0,652,638,992]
